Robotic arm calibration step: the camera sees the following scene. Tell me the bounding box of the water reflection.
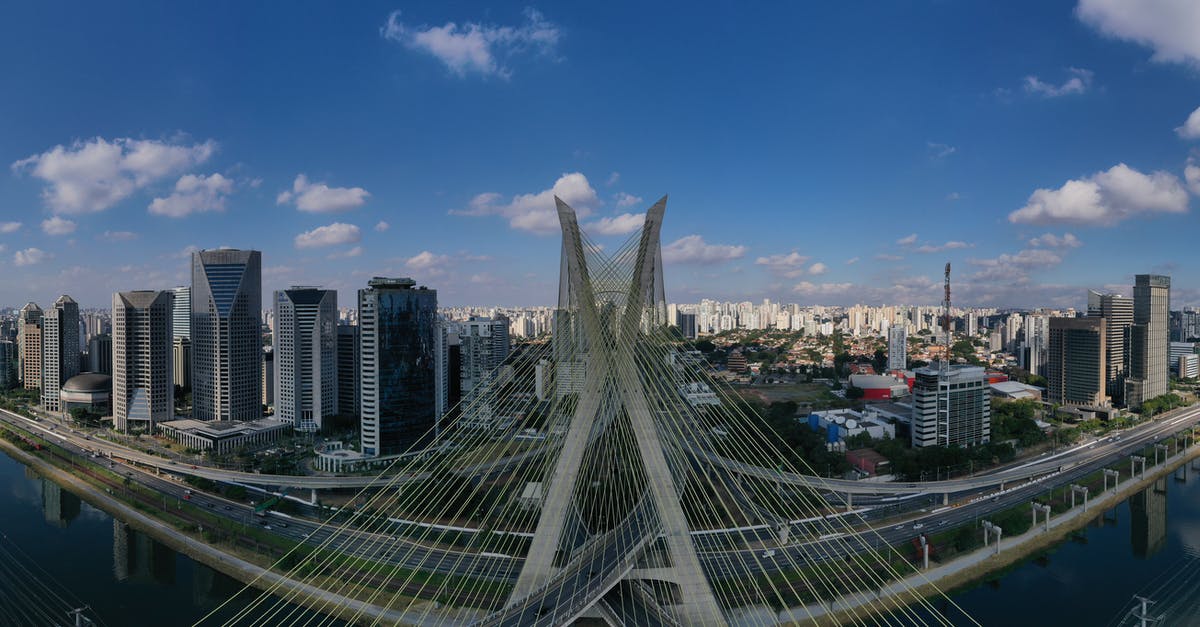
[41,479,81,528]
[112,520,175,585]
[1130,478,1168,559]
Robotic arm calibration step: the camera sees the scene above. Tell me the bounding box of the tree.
[695,339,716,354]
[845,386,865,400]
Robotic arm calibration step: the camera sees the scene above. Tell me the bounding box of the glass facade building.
[191,249,262,421]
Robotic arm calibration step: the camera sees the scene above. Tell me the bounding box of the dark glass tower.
[358,277,438,456]
[191,249,262,421]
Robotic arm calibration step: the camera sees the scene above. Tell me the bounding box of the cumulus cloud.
[792,281,855,296]
[374,220,390,232]
[968,247,1067,283]
[755,251,810,278]
[12,136,215,214]
[846,257,860,265]
[277,174,370,213]
[927,142,956,159]
[458,172,600,234]
[1077,0,1200,66]
[613,192,642,207]
[1023,67,1094,97]
[584,212,644,236]
[896,233,918,246]
[294,222,362,249]
[663,235,746,264]
[1177,106,1200,139]
[328,246,363,259]
[100,230,138,242]
[914,241,971,253]
[149,173,234,217]
[381,8,560,79]
[1028,232,1082,248]
[406,250,450,270]
[1187,159,1200,195]
[1008,163,1188,226]
[808,262,828,275]
[41,216,76,235]
[14,247,51,266]
[0,222,20,234]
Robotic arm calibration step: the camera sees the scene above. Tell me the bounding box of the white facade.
[113,291,174,432]
[273,287,337,432]
[910,364,990,448]
[887,325,907,372]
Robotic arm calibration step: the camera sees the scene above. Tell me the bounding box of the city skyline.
[3,3,1200,309]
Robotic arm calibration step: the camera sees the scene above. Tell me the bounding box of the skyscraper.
[358,277,438,457]
[173,338,191,388]
[887,325,907,372]
[910,363,990,448]
[1087,290,1133,405]
[191,249,262,421]
[42,295,81,412]
[274,287,337,432]
[17,302,42,390]
[172,286,191,341]
[1126,274,1170,409]
[336,324,360,421]
[1046,317,1107,407]
[458,316,512,399]
[0,340,15,389]
[87,333,112,375]
[112,291,174,433]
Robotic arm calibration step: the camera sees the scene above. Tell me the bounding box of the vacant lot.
[734,383,835,405]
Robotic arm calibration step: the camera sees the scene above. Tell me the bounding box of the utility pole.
[1126,596,1163,626]
[67,607,94,627]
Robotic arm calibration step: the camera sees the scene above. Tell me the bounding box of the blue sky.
[3,1,1200,309]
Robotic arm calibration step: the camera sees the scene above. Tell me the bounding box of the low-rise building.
[158,418,289,454]
[989,380,1043,401]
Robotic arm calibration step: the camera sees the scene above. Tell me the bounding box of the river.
[3,443,1199,626]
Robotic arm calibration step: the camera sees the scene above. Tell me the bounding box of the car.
[223,505,232,511]
[302,533,311,539]
[263,525,272,530]
[279,522,288,528]
[761,549,777,558]
[913,523,925,530]
[938,520,948,526]
[894,525,905,530]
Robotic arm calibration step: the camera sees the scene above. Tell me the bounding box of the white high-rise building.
[172,286,191,341]
[887,325,907,372]
[273,287,337,432]
[113,291,175,433]
[42,295,81,412]
[911,364,990,448]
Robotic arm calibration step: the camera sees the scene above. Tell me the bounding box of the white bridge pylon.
[502,196,726,625]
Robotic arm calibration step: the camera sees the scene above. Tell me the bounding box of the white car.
[761,549,777,559]
[913,523,925,530]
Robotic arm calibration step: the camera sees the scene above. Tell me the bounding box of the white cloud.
[584,212,644,236]
[0,222,20,234]
[1028,232,1082,248]
[1009,163,1188,226]
[1186,159,1200,195]
[1077,0,1200,66]
[405,250,449,269]
[808,262,828,275]
[458,172,600,234]
[294,222,362,249]
[876,253,904,261]
[914,241,971,253]
[1023,67,1094,98]
[755,251,810,277]
[968,247,1067,283]
[946,192,961,201]
[896,233,918,246]
[374,220,390,232]
[846,257,860,265]
[277,174,370,213]
[927,142,956,159]
[99,230,138,242]
[1177,106,1200,139]
[792,281,855,296]
[663,235,746,264]
[328,246,363,259]
[12,136,215,214]
[606,172,620,186]
[14,247,51,266]
[41,216,76,236]
[148,173,233,217]
[381,8,561,79]
[613,192,642,208]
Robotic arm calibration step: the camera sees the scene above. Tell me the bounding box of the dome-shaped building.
[60,372,112,417]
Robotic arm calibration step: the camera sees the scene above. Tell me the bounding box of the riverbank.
[0,434,423,626]
[810,442,1200,625]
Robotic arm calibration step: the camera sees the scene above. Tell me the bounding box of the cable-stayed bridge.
[205,198,975,626]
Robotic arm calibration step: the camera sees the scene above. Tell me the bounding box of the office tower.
[458,316,512,399]
[336,325,360,420]
[172,286,191,341]
[262,347,274,407]
[87,333,112,375]
[0,340,14,389]
[191,249,262,421]
[1126,275,1170,409]
[112,291,174,433]
[358,277,438,457]
[42,295,81,412]
[1087,290,1133,405]
[18,302,43,389]
[1046,317,1107,407]
[910,363,990,448]
[173,338,191,388]
[887,325,907,372]
[273,287,337,432]
[676,312,697,340]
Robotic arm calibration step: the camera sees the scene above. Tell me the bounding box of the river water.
[3,445,1199,626]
